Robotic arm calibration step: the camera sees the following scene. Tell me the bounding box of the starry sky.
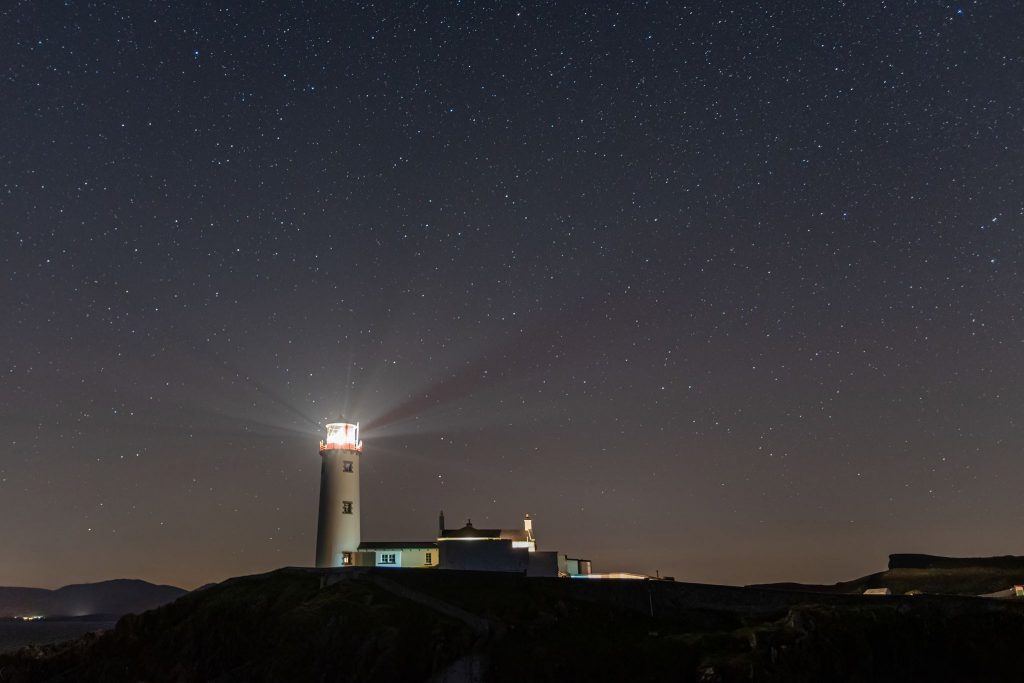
[2,1,1022,590]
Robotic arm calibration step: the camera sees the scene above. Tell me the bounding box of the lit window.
[342,501,353,514]
[425,552,432,565]
[343,461,353,473]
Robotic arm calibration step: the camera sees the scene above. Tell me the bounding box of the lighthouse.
[315,420,363,567]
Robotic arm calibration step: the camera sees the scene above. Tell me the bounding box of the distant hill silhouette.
[0,579,185,618]
[888,554,1024,570]
[753,555,1024,596]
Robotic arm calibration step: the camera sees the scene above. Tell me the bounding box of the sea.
[0,619,116,654]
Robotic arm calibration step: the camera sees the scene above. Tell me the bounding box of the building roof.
[440,521,501,539]
[358,541,438,550]
[438,520,529,542]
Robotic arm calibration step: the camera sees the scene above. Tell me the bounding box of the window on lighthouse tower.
[342,501,353,514]
[343,461,353,473]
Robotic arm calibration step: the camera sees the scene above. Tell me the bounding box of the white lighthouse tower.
[315,420,363,567]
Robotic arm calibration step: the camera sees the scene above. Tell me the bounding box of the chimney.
[439,510,446,534]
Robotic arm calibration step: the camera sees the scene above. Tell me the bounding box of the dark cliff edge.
[3,567,1024,682]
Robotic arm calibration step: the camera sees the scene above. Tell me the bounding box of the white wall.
[372,547,437,568]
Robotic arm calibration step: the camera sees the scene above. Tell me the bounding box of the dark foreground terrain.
[3,566,1024,682]
[0,620,117,655]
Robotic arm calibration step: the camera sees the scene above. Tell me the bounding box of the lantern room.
[320,422,362,452]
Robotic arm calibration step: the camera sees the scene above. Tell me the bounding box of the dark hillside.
[3,567,1024,682]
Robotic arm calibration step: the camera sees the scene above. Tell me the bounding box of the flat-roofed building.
[437,513,567,576]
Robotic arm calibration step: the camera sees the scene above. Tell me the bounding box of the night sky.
[2,2,1022,590]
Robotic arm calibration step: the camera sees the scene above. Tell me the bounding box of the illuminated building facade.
[313,423,597,577]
